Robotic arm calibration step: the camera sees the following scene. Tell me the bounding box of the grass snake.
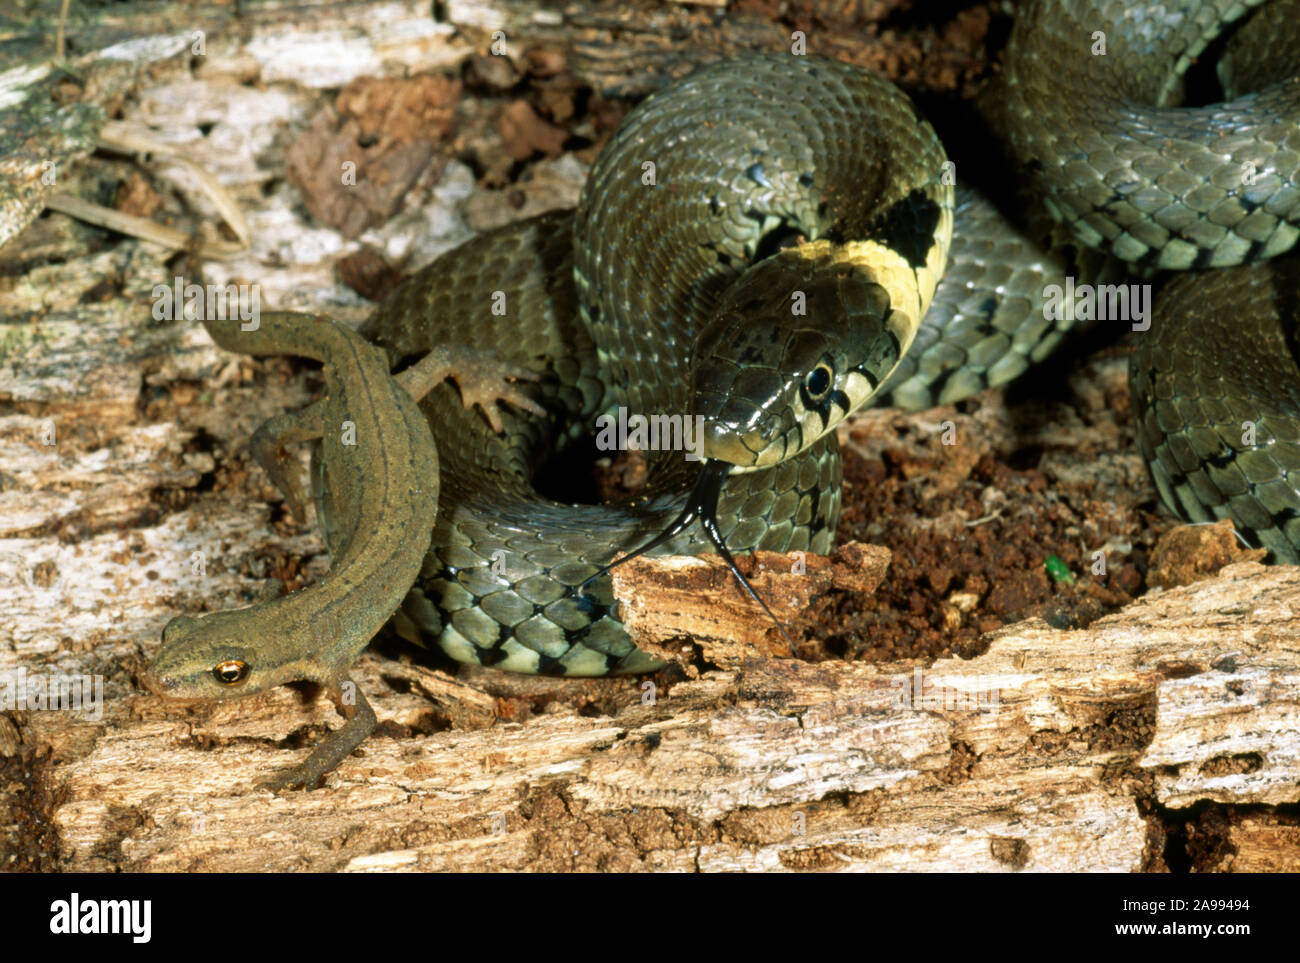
[147,0,1300,784]
[358,0,1299,676]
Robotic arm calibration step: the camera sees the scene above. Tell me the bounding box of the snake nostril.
[717,396,765,432]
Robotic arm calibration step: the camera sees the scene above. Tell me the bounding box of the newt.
[144,311,538,790]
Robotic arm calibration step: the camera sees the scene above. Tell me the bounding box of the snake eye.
[804,363,833,400]
[212,660,249,685]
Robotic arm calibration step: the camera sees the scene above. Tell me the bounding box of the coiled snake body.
[349,0,1300,677]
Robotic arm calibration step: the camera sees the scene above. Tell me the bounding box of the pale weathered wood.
[9,561,1295,871]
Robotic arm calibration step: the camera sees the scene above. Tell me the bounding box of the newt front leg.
[255,675,377,792]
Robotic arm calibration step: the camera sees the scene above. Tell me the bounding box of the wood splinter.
[608,540,891,668]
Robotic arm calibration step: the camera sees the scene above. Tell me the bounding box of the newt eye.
[213,660,249,685]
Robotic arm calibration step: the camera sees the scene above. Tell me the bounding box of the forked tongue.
[579,459,795,651]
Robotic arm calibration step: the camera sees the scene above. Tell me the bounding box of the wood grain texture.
[10,556,1299,871]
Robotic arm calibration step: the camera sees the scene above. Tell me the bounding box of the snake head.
[145,611,304,702]
[587,239,922,643]
[691,242,909,469]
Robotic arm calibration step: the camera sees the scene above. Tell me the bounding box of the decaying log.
[8,561,1295,871]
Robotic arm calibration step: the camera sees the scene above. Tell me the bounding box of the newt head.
[145,611,309,702]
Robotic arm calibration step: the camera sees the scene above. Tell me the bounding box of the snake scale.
[147,0,1300,786]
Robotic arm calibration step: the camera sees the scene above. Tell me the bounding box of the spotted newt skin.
[144,311,440,790]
